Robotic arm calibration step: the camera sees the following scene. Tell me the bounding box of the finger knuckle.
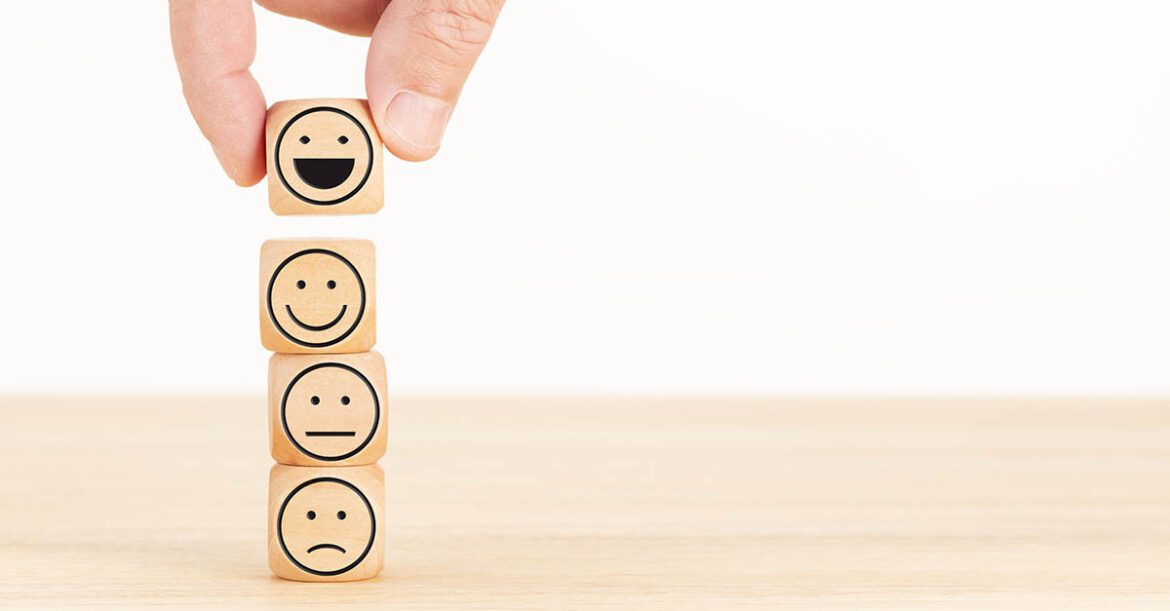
[409,0,500,56]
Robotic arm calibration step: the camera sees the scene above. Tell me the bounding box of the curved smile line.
[307,543,346,554]
[285,304,347,331]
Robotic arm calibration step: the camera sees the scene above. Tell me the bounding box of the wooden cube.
[269,352,387,466]
[260,239,375,354]
[269,464,384,582]
[266,99,384,215]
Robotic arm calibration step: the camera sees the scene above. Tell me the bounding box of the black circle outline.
[277,477,376,576]
[267,249,366,348]
[281,362,381,462]
[275,106,374,206]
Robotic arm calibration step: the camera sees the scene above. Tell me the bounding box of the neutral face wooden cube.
[260,239,376,354]
[267,99,383,215]
[269,464,384,582]
[269,352,387,466]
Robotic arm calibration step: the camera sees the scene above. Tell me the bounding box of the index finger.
[169,0,267,185]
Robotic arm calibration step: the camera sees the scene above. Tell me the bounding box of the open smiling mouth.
[285,304,347,331]
[307,543,346,554]
[294,158,355,189]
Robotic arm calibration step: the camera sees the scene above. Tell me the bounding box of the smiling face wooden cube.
[267,99,383,215]
[260,239,375,354]
[269,352,387,466]
[269,464,384,582]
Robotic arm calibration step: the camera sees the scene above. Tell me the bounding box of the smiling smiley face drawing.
[274,106,374,206]
[266,247,367,349]
[281,363,380,462]
[276,477,377,577]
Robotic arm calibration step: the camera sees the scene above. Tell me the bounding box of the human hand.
[169,0,504,185]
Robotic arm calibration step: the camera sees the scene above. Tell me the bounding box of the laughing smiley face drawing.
[266,248,366,349]
[274,106,375,206]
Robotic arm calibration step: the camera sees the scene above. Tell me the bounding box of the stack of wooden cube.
[258,99,387,582]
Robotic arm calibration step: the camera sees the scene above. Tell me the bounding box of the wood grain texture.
[0,396,1168,608]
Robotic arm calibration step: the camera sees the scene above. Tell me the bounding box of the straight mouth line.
[285,304,347,331]
[305,431,357,437]
[307,543,346,554]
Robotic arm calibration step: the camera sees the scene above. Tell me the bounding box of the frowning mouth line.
[307,543,346,554]
[285,304,347,331]
[305,431,356,437]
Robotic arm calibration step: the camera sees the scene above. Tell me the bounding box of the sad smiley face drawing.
[274,106,374,206]
[269,466,385,581]
[276,477,377,577]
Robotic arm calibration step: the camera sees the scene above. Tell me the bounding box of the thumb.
[365,0,504,161]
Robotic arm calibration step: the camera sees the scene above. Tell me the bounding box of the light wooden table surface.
[0,396,1167,609]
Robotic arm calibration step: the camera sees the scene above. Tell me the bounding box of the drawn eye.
[340,396,350,405]
[327,280,336,289]
[307,511,316,520]
[299,136,311,144]
[337,511,347,520]
[310,396,320,406]
[296,280,306,289]
[338,136,349,144]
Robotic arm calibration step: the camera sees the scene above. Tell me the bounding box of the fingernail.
[211,145,239,183]
[382,91,453,151]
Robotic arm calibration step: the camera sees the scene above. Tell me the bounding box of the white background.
[1,2,1169,395]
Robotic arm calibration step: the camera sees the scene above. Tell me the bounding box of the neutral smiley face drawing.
[281,363,380,461]
[277,478,376,576]
[275,107,374,206]
[267,249,366,348]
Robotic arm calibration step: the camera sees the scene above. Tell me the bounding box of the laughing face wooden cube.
[269,464,385,582]
[260,239,375,354]
[269,352,387,466]
[267,99,383,215]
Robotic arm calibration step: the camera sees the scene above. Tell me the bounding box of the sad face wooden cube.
[268,464,384,581]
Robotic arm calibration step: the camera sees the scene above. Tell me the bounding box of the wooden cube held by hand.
[267,99,383,215]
